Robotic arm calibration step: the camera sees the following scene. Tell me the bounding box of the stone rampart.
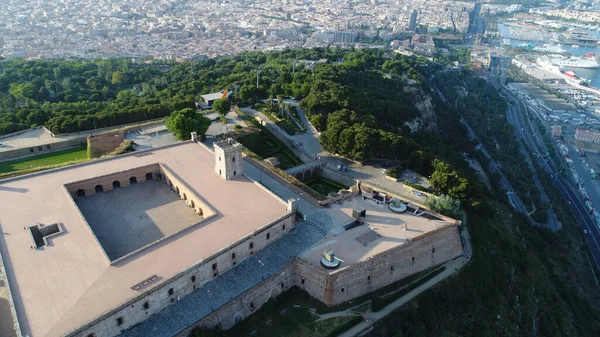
[87,131,125,158]
[0,137,86,162]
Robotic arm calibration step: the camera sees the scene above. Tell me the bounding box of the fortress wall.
[326,224,463,306]
[160,165,215,218]
[0,137,86,162]
[87,131,125,158]
[180,263,296,335]
[292,257,332,304]
[171,225,461,336]
[121,225,460,337]
[64,164,161,198]
[70,213,295,337]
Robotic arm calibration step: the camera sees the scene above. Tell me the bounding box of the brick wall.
[0,138,86,162]
[294,224,463,306]
[183,263,296,334]
[64,164,161,198]
[87,131,125,158]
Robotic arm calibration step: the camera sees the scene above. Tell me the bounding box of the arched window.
[145,172,153,181]
[183,193,187,201]
[76,189,85,197]
[129,176,137,184]
[113,181,121,188]
[95,185,103,193]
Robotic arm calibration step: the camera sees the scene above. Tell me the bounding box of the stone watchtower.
[214,138,244,180]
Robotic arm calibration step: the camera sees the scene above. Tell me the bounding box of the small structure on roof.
[320,249,343,269]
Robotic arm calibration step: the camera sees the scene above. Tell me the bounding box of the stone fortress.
[0,135,463,337]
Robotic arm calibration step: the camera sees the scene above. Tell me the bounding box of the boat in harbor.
[550,53,600,69]
[534,44,565,53]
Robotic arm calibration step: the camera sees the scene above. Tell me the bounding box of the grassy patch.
[304,175,349,195]
[0,145,88,174]
[371,266,446,312]
[106,140,135,157]
[224,287,361,337]
[287,316,362,337]
[238,129,302,170]
[224,288,318,337]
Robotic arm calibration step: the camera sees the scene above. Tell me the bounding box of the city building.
[552,125,562,139]
[200,92,225,107]
[576,128,600,151]
[409,10,419,31]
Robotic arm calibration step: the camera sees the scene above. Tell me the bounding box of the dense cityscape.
[1,0,488,59]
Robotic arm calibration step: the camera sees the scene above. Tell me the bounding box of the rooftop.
[121,211,334,337]
[200,92,224,102]
[300,197,453,271]
[0,142,289,337]
[0,127,73,153]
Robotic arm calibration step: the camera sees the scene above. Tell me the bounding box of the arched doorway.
[76,189,85,197]
[176,186,180,195]
[113,180,121,188]
[197,207,203,216]
[304,170,312,180]
[145,172,153,181]
[130,176,137,184]
[95,185,103,193]
[183,193,187,201]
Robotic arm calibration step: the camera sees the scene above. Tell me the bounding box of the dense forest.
[2,49,600,336]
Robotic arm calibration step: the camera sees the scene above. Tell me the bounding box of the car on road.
[584,229,588,234]
[337,165,347,172]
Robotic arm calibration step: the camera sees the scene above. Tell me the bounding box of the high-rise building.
[408,10,418,31]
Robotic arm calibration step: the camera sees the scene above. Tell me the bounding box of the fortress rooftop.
[0,141,289,337]
[300,197,455,272]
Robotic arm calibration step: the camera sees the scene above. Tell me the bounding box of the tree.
[165,108,211,141]
[212,98,231,116]
[425,194,460,218]
[111,71,126,85]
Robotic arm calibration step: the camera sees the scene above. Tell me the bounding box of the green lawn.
[0,145,88,174]
[237,131,302,170]
[304,175,348,196]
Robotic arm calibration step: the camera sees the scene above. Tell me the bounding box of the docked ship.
[537,57,592,85]
[561,30,600,47]
[534,44,565,53]
[549,53,600,69]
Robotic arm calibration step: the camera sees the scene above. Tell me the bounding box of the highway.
[491,56,600,264]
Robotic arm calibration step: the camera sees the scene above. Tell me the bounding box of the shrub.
[425,194,460,218]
